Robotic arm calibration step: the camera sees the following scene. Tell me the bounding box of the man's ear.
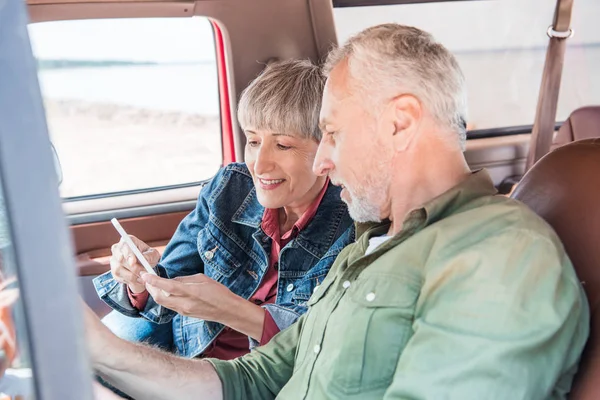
[391,95,422,152]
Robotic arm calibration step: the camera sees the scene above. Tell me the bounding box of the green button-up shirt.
[208,170,589,400]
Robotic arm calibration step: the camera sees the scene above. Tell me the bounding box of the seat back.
[511,138,600,399]
[552,106,600,150]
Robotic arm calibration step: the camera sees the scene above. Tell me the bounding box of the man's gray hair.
[238,59,325,142]
[324,24,468,147]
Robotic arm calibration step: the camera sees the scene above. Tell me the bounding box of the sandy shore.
[44,99,222,198]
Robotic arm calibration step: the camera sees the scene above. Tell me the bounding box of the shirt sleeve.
[383,229,589,400]
[207,313,304,400]
[260,309,281,346]
[127,287,149,310]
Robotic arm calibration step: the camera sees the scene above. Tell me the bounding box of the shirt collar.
[355,169,498,239]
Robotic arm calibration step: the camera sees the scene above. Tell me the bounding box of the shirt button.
[204,250,214,260]
[273,262,279,271]
[286,283,294,292]
[342,280,351,289]
[313,344,321,354]
[366,292,376,302]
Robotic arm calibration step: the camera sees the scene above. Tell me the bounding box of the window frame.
[332,0,484,8]
[0,0,93,397]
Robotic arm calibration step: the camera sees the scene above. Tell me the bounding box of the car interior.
[0,0,597,398]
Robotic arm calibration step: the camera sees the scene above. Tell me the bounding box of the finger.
[110,259,136,281]
[129,235,150,252]
[172,273,209,284]
[142,274,187,296]
[113,267,142,286]
[146,284,176,307]
[127,262,146,278]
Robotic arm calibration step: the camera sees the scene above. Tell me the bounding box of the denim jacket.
[94,163,354,358]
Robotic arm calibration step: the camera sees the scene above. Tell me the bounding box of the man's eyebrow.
[271,133,295,138]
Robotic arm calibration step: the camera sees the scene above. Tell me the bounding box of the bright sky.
[28,17,216,62]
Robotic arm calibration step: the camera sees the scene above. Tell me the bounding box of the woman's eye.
[248,141,260,147]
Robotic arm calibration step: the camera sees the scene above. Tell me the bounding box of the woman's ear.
[391,94,422,153]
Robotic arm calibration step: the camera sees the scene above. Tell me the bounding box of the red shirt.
[129,179,329,360]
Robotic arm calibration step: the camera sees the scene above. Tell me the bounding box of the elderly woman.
[93,60,354,360]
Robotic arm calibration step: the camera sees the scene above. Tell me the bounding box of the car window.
[0,186,35,399]
[28,17,222,200]
[333,0,600,132]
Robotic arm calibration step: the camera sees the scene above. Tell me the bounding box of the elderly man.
[86,24,589,400]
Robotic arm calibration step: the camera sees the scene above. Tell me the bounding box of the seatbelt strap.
[526,0,575,170]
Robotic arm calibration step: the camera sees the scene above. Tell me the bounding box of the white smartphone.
[111,218,170,297]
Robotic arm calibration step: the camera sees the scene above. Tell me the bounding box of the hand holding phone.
[111,218,170,297]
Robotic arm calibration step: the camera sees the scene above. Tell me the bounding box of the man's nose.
[313,141,333,176]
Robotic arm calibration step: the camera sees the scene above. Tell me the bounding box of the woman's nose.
[254,147,274,175]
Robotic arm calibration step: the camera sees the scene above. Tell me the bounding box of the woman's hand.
[142,273,265,340]
[142,273,239,321]
[110,236,160,293]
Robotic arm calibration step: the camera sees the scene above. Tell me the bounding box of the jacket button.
[342,280,351,289]
[204,250,214,260]
[313,285,320,293]
[313,344,321,354]
[366,292,376,302]
[286,283,294,292]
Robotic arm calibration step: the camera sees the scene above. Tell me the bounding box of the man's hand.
[81,300,223,400]
[142,273,240,322]
[81,301,116,365]
[110,236,160,294]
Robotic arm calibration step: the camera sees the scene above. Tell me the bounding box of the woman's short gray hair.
[238,59,325,142]
[324,24,468,148]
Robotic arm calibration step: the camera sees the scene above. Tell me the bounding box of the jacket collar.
[231,182,350,259]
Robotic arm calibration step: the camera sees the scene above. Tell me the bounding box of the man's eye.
[277,144,292,150]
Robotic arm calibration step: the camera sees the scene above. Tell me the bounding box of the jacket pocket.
[291,270,329,305]
[197,228,242,280]
[326,273,421,394]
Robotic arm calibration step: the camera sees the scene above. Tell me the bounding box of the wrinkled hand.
[142,273,238,323]
[110,236,160,293]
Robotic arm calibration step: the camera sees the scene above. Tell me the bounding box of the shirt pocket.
[329,274,421,394]
[197,228,243,281]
